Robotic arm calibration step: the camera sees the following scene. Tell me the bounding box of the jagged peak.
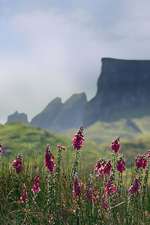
[44,97,62,112]
[64,92,87,105]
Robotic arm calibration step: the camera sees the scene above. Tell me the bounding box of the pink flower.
[116,158,126,173]
[31,176,41,194]
[20,184,28,204]
[129,178,140,195]
[44,145,56,173]
[95,159,112,178]
[72,175,81,198]
[135,155,147,169]
[111,138,120,153]
[104,180,117,196]
[72,127,84,150]
[104,161,112,175]
[12,155,23,173]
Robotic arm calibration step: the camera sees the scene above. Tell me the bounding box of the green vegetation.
[0,123,67,162]
[2,117,150,169]
[1,121,150,224]
[0,130,150,224]
[0,123,102,173]
[85,117,150,162]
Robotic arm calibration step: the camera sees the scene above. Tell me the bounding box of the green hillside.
[86,117,150,162]
[1,118,150,170]
[0,123,103,173]
[0,123,68,163]
[63,117,150,164]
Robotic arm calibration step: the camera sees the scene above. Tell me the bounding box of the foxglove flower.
[31,176,41,194]
[116,158,126,173]
[111,138,120,153]
[72,174,81,198]
[45,145,56,173]
[129,178,140,195]
[20,184,28,204]
[135,154,147,169]
[57,144,66,151]
[12,155,23,173]
[104,161,112,175]
[104,179,117,196]
[72,127,84,150]
[95,159,112,177]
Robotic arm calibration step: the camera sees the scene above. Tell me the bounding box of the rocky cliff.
[7,111,28,124]
[51,93,87,131]
[7,58,150,130]
[31,97,63,129]
[31,93,87,131]
[84,58,150,126]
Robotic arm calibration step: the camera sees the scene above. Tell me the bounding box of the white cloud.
[0,0,150,122]
[0,9,101,122]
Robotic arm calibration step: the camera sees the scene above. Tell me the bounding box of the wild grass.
[0,127,150,224]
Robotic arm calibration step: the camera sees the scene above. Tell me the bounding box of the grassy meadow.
[1,119,150,224]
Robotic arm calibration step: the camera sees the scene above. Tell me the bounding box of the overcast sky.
[0,0,150,122]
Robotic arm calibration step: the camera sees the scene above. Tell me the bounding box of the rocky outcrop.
[8,58,150,130]
[7,111,28,124]
[31,97,63,129]
[84,58,150,126]
[31,93,87,131]
[51,93,87,131]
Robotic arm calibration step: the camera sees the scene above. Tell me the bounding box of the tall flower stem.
[72,151,80,177]
[76,201,80,225]
[55,147,63,224]
[47,172,56,224]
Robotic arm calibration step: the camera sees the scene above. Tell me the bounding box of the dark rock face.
[7,111,28,124]
[51,93,87,131]
[84,58,150,126]
[8,58,150,130]
[31,97,63,129]
[31,93,87,131]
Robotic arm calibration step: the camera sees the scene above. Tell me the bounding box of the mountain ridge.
[6,57,150,130]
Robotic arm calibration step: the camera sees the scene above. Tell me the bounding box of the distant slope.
[0,123,103,173]
[85,117,150,163]
[2,118,150,170]
[86,119,141,144]
[86,116,150,144]
[63,117,150,164]
[0,123,67,158]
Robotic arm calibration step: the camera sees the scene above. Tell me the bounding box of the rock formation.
[7,111,28,124]
[31,97,63,129]
[31,93,87,131]
[7,57,150,130]
[84,58,150,126]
